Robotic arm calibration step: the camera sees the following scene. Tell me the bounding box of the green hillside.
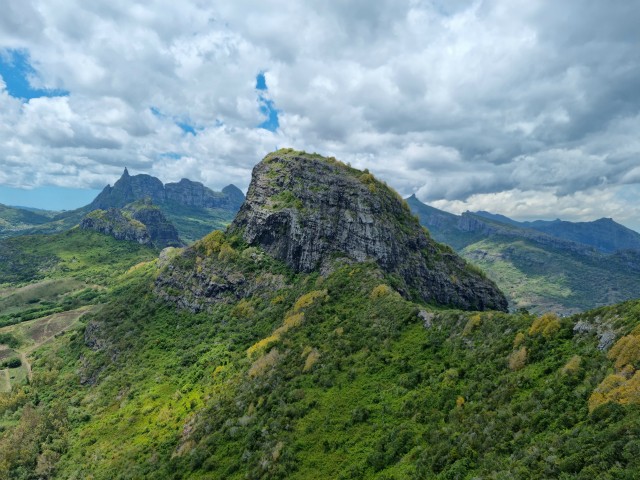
[0,204,58,238]
[462,237,640,315]
[407,195,640,315]
[1,231,639,479]
[0,229,158,328]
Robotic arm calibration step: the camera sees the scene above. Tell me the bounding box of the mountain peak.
[122,167,130,177]
[230,149,507,311]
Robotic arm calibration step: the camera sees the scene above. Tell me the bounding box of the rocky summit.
[229,149,508,311]
[91,168,244,211]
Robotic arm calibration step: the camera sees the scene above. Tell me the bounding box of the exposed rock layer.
[229,150,508,311]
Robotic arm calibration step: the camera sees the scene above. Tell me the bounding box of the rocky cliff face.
[80,201,182,248]
[91,168,244,211]
[229,149,507,311]
[80,209,151,245]
[127,202,182,248]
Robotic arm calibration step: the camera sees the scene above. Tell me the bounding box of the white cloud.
[0,0,638,230]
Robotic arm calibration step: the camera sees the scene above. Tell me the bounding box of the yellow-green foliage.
[513,332,525,348]
[218,243,237,262]
[463,314,482,336]
[508,346,527,371]
[370,284,393,299]
[456,396,465,408]
[303,348,320,372]
[248,348,280,377]
[247,335,280,360]
[271,295,285,305]
[282,312,304,330]
[529,312,561,338]
[247,312,305,360]
[293,289,328,313]
[359,173,377,193]
[561,355,582,375]
[608,333,640,370]
[232,299,255,319]
[589,370,640,412]
[199,230,225,256]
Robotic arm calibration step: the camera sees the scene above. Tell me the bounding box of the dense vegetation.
[1,228,639,479]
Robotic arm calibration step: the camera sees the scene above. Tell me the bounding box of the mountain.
[0,203,57,237]
[1,170,245,243]
[1,149,640,479]
[80,200,182,248]
[473,211,640,253]
[90,167,244,212]
[186,149,506,311]
[408,195,640,314]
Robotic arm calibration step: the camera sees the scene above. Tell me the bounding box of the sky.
[0,1,639,229]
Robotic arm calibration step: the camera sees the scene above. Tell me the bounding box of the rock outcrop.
[80,209,151,245]
[80,201,183,248]
[229,149,508,311]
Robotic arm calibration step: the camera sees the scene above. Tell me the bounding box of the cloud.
[0,0,639,230]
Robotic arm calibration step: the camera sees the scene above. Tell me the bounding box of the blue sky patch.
[149,107,203,136]
[256,72,268,90]
[0,49,68,100]
[256,72,279,132]
[0,185,100,211]
[159,152,182,160]
[150,106,198,135]
[176,121,197,135]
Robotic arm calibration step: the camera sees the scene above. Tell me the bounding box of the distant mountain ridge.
[0,170,245,243]
[407,194,640,314]
[90,167,244,212]
[472,211,640,253]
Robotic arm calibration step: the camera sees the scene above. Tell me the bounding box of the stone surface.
[229,150,508,311]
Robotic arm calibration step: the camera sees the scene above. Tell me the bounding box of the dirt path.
[19,351,32,382]
[2,305,97,390]
[0,369,9,393]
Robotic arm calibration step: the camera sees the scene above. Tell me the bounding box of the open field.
[0,306,95,392]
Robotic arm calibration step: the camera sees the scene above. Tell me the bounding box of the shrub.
[303,348,320,372]
[508,347,527,371]
[529,313,561,338]
[462,314,482,336]
[248,348,280,377]
[608,334,640,371]
[513,332,525,348]
[561,355,582,375]
[292,290,328,313]
[0,333,20,349]
[1,357,22,369]
[588,371,640,412]
[370,284,393,299]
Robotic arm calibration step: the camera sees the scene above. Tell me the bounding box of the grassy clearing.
[0,278,86,314]
[0,306,94,392]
